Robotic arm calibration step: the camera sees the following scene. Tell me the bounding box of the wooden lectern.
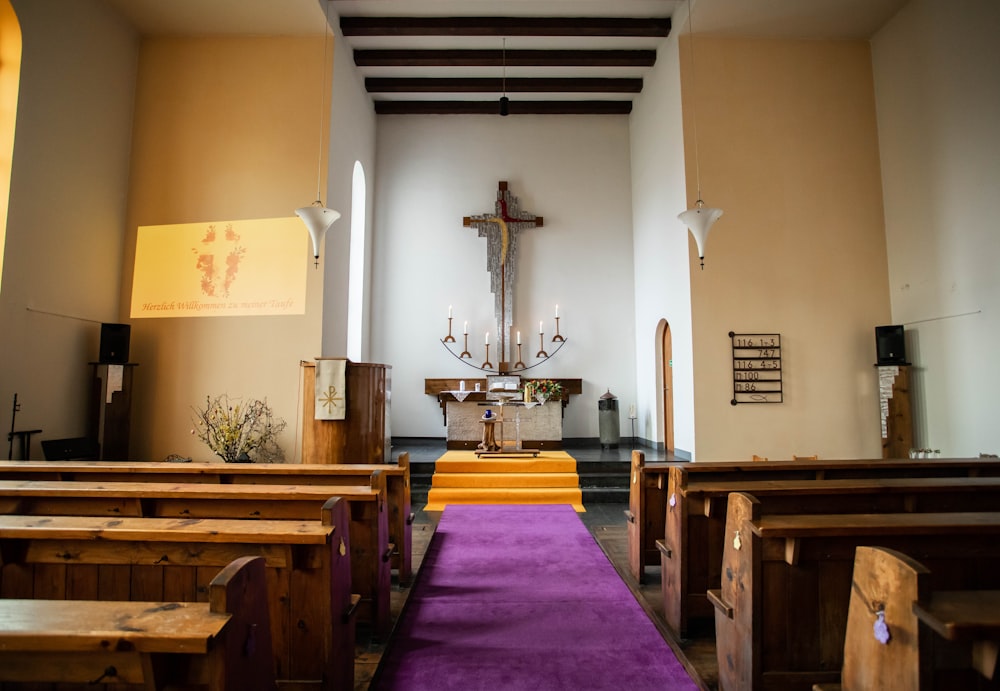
[879,364,913,458]
[89,363,137,460]
[301,360,391,464]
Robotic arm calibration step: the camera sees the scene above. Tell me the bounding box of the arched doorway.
[658,320,674,452]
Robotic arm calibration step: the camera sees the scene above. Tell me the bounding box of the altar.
[447,401,562,450]
[425,377,582,450]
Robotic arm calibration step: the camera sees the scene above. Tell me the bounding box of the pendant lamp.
[295,0,340,268]
[677,0,723,269]
[296,203,341,268]
[678,200,723,269]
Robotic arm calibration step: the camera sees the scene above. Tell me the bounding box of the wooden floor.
[354,498,718,691]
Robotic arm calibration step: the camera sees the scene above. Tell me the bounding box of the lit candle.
[463,320,468,335]
[555,304,559,318]
[539,320,543,334]
[485,331,489,345]
[516,331,521,345]
[448,305,453,318]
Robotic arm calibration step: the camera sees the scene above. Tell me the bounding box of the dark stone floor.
[353,440,714,690]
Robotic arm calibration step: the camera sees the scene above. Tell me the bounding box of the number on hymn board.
[729,332,783,404]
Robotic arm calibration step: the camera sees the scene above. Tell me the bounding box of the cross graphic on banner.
[319,385,343,415]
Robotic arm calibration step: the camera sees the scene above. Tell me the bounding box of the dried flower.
[192,394,286,463]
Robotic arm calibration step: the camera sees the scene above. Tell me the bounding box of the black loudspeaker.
[99,323,131,364]
[875,325,906,365]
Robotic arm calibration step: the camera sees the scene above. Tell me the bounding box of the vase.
[535,393,547,405]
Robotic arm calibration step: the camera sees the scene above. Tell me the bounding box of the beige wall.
[1,0,137,457]
[123,36,331,462]
[682,36,892,460]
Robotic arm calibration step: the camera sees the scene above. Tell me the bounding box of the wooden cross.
[463,181,544,370]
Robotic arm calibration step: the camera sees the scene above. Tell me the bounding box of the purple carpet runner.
[372,504,699,690]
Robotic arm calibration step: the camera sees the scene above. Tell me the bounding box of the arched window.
[345,160,366,361]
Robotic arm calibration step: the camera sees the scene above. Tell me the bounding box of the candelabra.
[441,310,567,374]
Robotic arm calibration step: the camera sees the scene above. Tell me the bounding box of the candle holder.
[440,314,567,374]
[536,332,549,358]
[514,343,526,369]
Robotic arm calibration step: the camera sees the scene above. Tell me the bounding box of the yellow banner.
[130,217,307,318]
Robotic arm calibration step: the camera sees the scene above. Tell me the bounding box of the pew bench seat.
[0,556,275,690]
[711,491,1000,691]
[628,451,1000,584]
[0,503,355,690]
[0,454,415,586]
[662,472,1000,637]
[913,591,1000,681]
[0,477,392,639]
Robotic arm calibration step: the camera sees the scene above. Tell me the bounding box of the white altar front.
[445,401,562,450]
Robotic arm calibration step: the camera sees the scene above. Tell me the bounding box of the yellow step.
[434,458,577,474]
[431,472,580,488]
[425,486,584,512]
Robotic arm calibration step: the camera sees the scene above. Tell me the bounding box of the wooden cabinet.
[301,361,391,464]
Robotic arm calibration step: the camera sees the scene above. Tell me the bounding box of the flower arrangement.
[528,379,563,401]
[192,394,287,463]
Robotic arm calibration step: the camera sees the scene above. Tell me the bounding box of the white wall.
[1,0,137,455]
[371,115,637,440]
[872,0,1000,457]
[629,8,696,457]
[323,8,377,361]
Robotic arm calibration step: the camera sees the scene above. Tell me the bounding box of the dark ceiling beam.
[373,100,634,116]
[354,49,657,68]
[340,16,671,38]
[366,77,643,94]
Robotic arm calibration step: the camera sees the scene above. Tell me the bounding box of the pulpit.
[301,360,391,464]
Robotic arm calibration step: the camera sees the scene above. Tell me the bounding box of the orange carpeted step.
[431,472,580,488]
[425,487,584,512]
[425,451,585,512]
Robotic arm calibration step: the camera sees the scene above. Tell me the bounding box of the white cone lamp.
[296,202,340,268]
[677,0,723,270]
[678,200,723,270]
[296,2,339,268]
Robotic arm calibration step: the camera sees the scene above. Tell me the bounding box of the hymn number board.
[730,332,783,405]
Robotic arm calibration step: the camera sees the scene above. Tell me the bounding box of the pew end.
[209,555,278,691]
[838,546,931,691]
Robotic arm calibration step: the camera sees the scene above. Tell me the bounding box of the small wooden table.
[913,590,1000,680]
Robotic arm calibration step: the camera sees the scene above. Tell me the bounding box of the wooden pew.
[661,471,1000,637]
[0,555,275,690]
[814,546,1000,691]
[626,451,1000,583]
[0,452,414,586]
[0,475,392,641]
[625,451,671,584]
[0,502,355,690]
[708,492,1000,691]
